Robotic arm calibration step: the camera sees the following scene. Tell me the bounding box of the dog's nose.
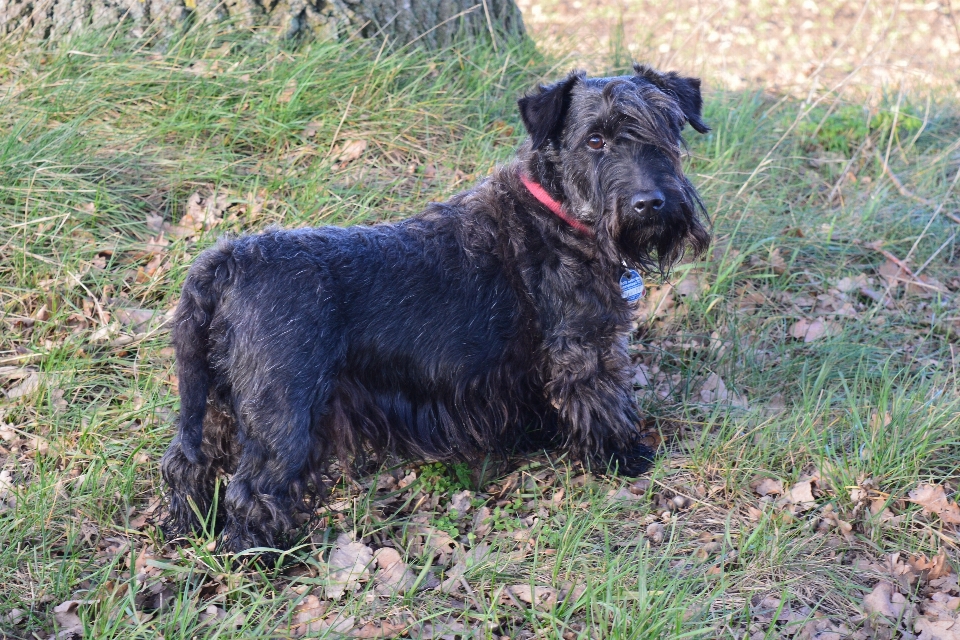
[631,190,665,214]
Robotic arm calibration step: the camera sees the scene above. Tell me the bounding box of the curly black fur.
[161,64,711,552]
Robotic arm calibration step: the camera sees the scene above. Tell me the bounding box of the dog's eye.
[586,135,605,150]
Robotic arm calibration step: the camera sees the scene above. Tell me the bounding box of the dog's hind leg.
[217,375,333,554]
[160,405,237,539]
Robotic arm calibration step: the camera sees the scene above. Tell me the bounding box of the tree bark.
[0,0,525,47]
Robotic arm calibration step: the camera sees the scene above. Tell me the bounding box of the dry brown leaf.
[439,542,491,594]
[752,477,784,497]
[819,504,854,541]
[278,78,297,104]
[373,548,415,596]
[788,317,840,343]
[915,617,960,640]
[471,506,492,539]
[836,274,869,293]
[415,617,467,639]
[178,191,227,236]
[607,486,642,502]
[325,534,374,600]
[349,621,407,638]
[447,490,472,517]
[863,581,908,620]
[4,369,41,399]
[908,485,960,525]
[698,372,727,403]
[200,605,227,624]
[697,372,747,407]
[336,140,368,165]
[290,595,329,636]
[407,525,457,566]
[507,585,558,610]
[114,308,159,332]
[786,481,816,506]
[751,246,787,274]
[635,283,675,323]
[0,469,15,501]
[53,600,93,633]
[906,274,950,298]
[303,121,322,138]
[879,259,908,288]
[674,272,706,299]
[321,614,356,634]
[909,549,955,581]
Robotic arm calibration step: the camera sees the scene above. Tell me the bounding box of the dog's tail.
[171,237,236,466]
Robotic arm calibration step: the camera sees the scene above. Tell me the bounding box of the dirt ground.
[517,0,960,96]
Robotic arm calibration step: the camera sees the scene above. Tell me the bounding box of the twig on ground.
[878,151,960,226]
[878,151,935,207]
[864,241,915,277]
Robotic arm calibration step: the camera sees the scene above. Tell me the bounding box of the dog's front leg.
[544,333,654,476]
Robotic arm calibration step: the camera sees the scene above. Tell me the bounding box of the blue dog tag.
[620,269,645,302]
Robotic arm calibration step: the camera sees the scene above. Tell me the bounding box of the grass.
[1,22,959,640]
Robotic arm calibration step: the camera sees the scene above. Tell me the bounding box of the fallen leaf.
[819,504,854,541]
[471,506,493,539]
[53,600,93,634]
[745,505,764,522]
[4,608,25,625]
[349,620,407,638]
[507,585,559,610]
[909,549,955,581]
[908,485,960,525]
[750,246,787,274]
[879,259,908,288]
[177,191,227,236]
[699,372,728,403]
[752,477,784,497]
[836,274,869,293]
[335,140,367,165]
[415,617,467,639]
[4,369,41,399]
[325,534,374,600]
[447,490,472,518]
[278,78,297,104]
[289,595,329,636]
[863,581,907,620]
[915,617,960,640]
[786,480,816,506]
[321,613,355,634]
[373,548,416,596]
[439,543,491,593]
[607,486,642,502]
[788,317,840,343]
[114,308,159,332]
[674,272,706,299]
[199,605,226,624]
[407,525,456,566]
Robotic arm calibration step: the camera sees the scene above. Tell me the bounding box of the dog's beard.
[616,199,709,275]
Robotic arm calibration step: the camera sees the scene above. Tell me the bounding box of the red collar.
[519,172,594,237]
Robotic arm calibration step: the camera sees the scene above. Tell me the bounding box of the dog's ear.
[633,64,710,134]
[518,72,582,150]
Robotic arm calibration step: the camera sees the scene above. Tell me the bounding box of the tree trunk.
[0,0,525,47]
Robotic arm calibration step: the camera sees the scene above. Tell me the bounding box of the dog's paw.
[606,442,656,477]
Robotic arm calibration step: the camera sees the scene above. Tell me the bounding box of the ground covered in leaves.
[2,17,960,640]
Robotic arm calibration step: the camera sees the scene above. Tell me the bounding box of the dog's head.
[518,64,710,274]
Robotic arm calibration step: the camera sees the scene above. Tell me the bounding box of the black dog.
[161,64,711,552]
